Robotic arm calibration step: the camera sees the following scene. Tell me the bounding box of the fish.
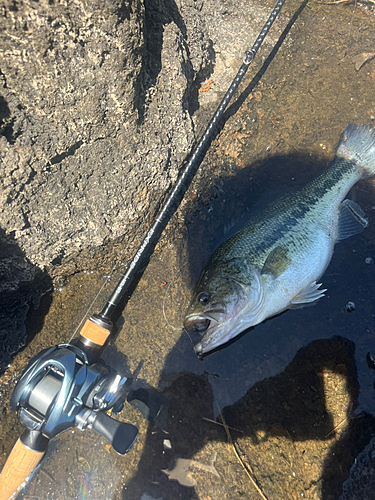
[184,124,375,355]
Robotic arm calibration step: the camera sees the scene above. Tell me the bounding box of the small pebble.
[365,257,373,264]
[346,301,356,312]
[163,439,172,450]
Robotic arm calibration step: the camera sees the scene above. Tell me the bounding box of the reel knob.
[92,412,138,455]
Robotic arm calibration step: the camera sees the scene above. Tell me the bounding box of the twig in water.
[39,469,56,483]
[325,403,352,438]
[216,403,269,500]
[321,0,353,4]
[202,416,244,433]
[325,416,348,438]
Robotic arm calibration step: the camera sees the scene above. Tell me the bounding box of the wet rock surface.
[1,1,375,499]
[339,436,375,500]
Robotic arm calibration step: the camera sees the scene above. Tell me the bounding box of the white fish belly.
[259,228,334,323]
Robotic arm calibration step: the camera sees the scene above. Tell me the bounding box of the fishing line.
[161,261,194,345]
[68,209,154,343]
[162,262,188,331]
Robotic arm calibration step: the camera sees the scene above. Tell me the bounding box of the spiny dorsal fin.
[337,199,368,242]
[261,245,291,278]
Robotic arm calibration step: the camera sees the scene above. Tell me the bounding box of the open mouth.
[183,309,225,334]
[184,317,210,332]
[184,315,213,333]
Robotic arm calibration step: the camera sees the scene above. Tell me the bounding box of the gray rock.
[340,437,375,500]
[0,0,206,274]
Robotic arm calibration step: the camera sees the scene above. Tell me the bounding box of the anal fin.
[337,199,368,242]
[291,281,327,306]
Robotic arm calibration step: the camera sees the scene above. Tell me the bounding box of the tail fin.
[337,124,375,177]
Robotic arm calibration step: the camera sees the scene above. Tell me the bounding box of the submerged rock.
[340,437,375,500]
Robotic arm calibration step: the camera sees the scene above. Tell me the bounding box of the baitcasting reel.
[10,343,138,455]
[0,316,139,500]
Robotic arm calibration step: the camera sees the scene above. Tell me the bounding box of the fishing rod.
[0,1,287,498]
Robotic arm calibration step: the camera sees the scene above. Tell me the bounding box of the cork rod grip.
[80,318,111,347]
[0,438,45,500]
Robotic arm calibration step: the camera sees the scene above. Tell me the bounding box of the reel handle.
[0,431,49,500]
[92,412,138,455]
[0,315,135,499]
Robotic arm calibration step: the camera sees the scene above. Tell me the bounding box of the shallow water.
[2,1,375,499]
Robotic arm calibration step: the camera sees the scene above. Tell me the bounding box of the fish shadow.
[122,336,375,499]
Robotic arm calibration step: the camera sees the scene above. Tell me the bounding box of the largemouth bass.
[184,124,375,355]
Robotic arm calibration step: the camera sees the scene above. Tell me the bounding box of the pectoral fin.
[291,281,327,306]
[262,245,291,278]
[337,199,368,242]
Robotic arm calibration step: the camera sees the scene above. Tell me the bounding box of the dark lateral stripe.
[212,158,357,262]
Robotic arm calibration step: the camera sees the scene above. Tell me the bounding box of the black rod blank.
[100,0,287,321]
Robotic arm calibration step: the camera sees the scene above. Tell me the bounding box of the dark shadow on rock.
[135,0,214,124]
[322,412,375,500]
[122,337,375,499]
[221,337,375,499]
[338,434,375,500]
[123,371,214,500]
[0,93,19,144]
[221,337,354,443]
[0,94,11,131]
[135,0,186,124]
[0,228,53,372]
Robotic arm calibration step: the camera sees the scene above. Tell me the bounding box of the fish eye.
[198,292,210,305]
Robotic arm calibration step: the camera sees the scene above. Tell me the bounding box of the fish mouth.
[183,316,211,333]
[184,309,229,356]
[185,295,262,356]
[183,309,224,333]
